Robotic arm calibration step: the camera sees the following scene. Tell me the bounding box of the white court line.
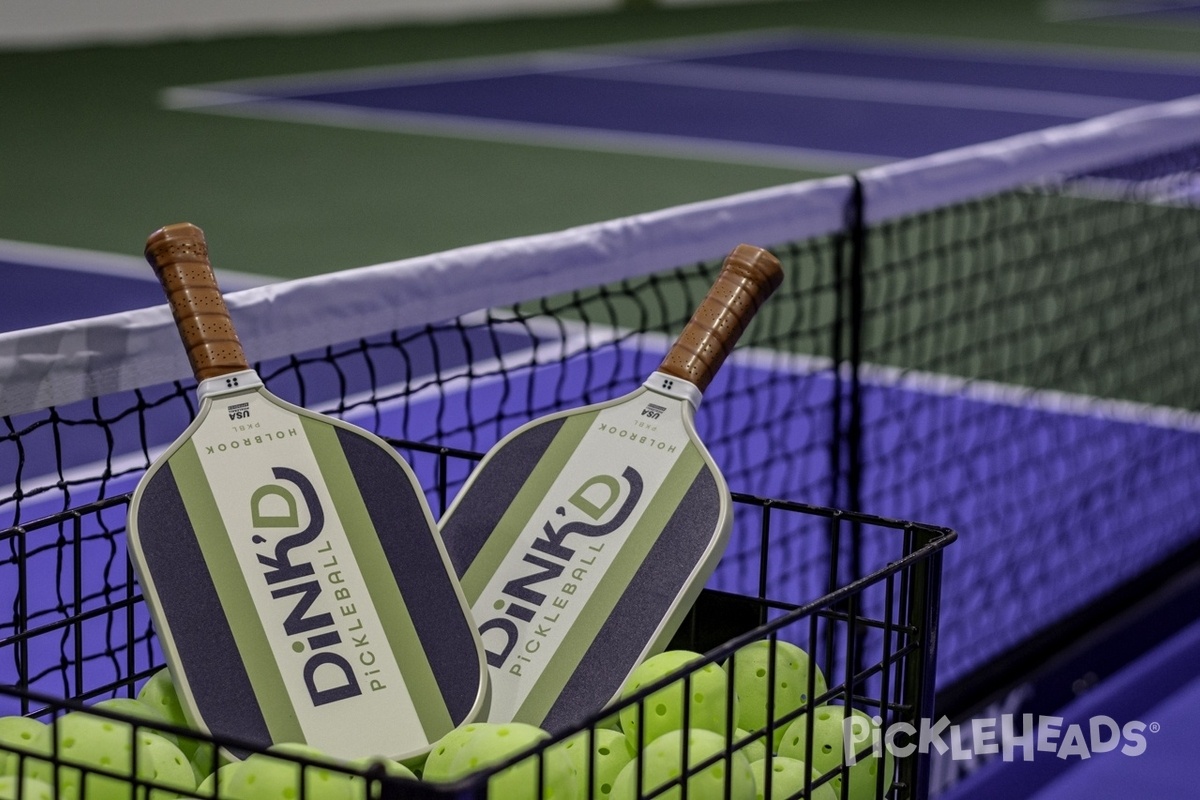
[163,58,1140,159]
[0,238,273,290]
[859,362,1200,434]
[161,27,1200,100]
[160,29,1200,171]
[728,345,1200,435]
[162,91,887,172]
[571,60,1141,118]
[661,25,1200,74]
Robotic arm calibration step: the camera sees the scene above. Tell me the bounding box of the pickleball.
[748,755,837,800]
[778,706,894,800]
[610,728,754,800]
[726,639,827,751]
[0,717,50,780]
[618,650,735,750]
[446,722,574,800]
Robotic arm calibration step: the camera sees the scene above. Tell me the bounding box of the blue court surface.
[164,31,1200,169]
[938,613,1200,799]
[0,244,176,335]
[0,240,269,335]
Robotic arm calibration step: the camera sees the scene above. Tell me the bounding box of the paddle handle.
[145,222,249,381]
[658,244,784,393]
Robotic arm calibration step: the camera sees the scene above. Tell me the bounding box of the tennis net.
[2,93,1199,708]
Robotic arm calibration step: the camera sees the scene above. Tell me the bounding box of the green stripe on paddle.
[512,442,705,725]
[459,411,598,603]
[169,439,304,744]
[302,418,454,742]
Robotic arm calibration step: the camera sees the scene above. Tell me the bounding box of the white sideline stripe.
[726,344,1200,433]
[160,26,1200,99]
[159,41,1157,172]
[856,362,1200,434]
[163,51,1142,120]
[0,238,272,289]
[720,26,1200,74]
[161,88,889,172]
[555,60,1142,118]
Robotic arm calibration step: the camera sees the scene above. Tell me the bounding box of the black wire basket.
[0,442,954,800]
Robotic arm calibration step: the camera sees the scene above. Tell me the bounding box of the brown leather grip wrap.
[658,244,784,393]
[144,222,249,382]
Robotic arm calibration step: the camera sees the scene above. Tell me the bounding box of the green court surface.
[5,0,1200,279]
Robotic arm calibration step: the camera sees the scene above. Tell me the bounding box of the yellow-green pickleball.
[195,762,239,797]
[49,711,137,800]
[610,728,754,800]
[223,747,357,800]
[748,756,837,800]
[446,722,575,800]
[733,728,768,765]
[276,742,362,800]
[136,732,198,800]
[617,651,735,750]
[136,668,212,780]
[0,717,51,780]
[554,728,634,800]
[45,711,162,800]
[135,670,187,732]
[778,706,894,800]
[91,699,178,747]
[395,746,428,780]
[0,776,53,800]
[725,639,827,751]
[422,723,497,783]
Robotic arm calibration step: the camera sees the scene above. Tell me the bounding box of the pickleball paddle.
[127,223,488,761]
[438,243,783,732]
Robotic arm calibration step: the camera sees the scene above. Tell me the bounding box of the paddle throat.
[643,371,703,410]
[197,369,264,402]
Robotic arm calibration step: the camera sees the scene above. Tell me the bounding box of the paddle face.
[129,222,487,762]
[131,371,487,762]
[440,376,729,732]
[439,243,783,732]
[129,373,488,760]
